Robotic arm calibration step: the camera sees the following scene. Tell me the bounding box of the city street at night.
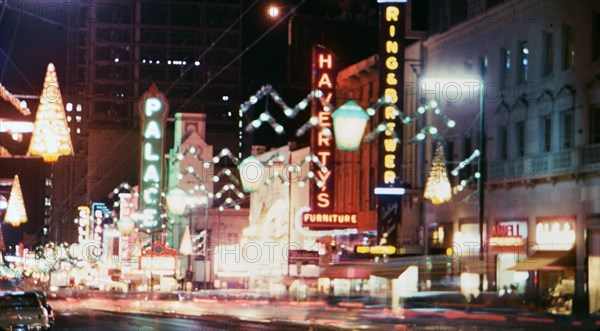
[2,0,600,330]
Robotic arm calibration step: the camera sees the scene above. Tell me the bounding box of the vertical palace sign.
[302,45,357,230]
[138,84,168,227]
[377,0,406,245]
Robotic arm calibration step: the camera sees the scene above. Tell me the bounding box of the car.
[0,291,51,331]
[30,291,55,327]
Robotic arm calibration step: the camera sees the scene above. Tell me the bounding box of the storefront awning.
[320,265,372,279]
[371,266,409,279]
[509,249,576,271]
[320,264,411,280]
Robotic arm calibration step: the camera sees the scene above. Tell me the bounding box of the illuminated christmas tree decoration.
[4,175,28,227]
[28,63,73,163]
[424,143,452,205]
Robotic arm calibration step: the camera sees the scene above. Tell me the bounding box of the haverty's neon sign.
[138,84,169,227]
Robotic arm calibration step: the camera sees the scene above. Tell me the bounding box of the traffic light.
[194,230,207,256]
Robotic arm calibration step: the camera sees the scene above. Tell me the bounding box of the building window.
[593,13,600,61]
[499,126,508,160]
[542,116,552,152]
[562,24,575,70]
[561,111,574,150]
[542,31,553,77]
[591,105,600,145]
[500,48,511,88]
[517,41,529,83]
[516,121,525,157]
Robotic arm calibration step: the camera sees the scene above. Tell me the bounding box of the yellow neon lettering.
[385,122,396,136]
[384,88,398,103]
[386,41,398,54]
[389,25,396,38]
[385,56,398,70]
[384,155,396,168]
[384,106,397,120]
[384,138,397,152]
[386,73,398,85]
[386,6,400,22]
[384,171,396,184]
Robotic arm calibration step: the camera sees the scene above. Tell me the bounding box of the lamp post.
[267,3,296,86]
[166,188,193,290]
[421,57,488,292]
[477,57,488,293]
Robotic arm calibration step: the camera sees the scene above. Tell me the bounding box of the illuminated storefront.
[489,219,529,295]
[510,216,577,315]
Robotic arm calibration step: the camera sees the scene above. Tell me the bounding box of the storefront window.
[588,228,600,315]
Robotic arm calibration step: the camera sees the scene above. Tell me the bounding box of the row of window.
[494,106,600,161]
[442,105,600,172]
[499,12,600,88]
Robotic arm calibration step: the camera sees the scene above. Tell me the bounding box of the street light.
[421,56,488,291]
[238,156,266,192]
[331,100,370,151]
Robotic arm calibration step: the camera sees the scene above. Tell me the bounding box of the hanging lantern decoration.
[424,143,452,205]
[179,226,193,256]
[238,156,265,192]
[166,188,189,216]
[28,63,74,163]
[117,217,136,237]
[4,175,28,227]
[331,100,369,151]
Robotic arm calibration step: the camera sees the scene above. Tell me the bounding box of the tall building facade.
[422,0,600,316]
[48,0,243,242]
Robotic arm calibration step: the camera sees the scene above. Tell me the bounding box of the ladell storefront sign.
[138,84,169,227]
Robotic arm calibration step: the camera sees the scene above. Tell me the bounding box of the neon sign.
[377,1,406,245]
[311,45,335,211]
[302,212,358,229]
[138,84,168,225]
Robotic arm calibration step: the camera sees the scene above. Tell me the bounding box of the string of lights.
[0,82,30,115]
[241,85,333,135]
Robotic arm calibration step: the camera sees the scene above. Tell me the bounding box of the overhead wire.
[175,0,306,113]
[52,1,289,216]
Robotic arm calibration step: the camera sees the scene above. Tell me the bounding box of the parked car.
[30,290,55,327]
[0,291,51,330]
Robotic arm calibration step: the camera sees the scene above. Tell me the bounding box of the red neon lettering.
[318,54,333,69]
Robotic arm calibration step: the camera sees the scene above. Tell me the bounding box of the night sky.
[0,0,426,249]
